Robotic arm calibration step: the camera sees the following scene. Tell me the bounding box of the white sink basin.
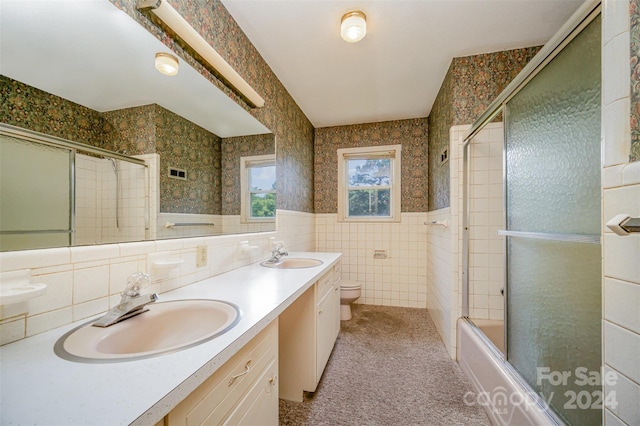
[54,299,240,363]
[260,258,323,269]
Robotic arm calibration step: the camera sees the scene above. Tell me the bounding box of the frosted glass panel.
[504,16,601,426]
[0,135,71,250]
[505,17,601,236]
[507,238,601,425]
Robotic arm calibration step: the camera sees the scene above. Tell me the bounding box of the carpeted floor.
[279,304,490,425]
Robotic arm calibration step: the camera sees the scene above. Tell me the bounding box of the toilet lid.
[340,280,361,289]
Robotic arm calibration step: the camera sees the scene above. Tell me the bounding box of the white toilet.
[339,280,361,321]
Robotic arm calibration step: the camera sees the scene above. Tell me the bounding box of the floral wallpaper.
[1,76,104,146]
[102,105,157,154]
[154,105,222,214]
[221,133,275,215]
[104,104,223,214]
[428,46,541,211]
[631,0,640,162]
[111,0,315,213]
[3,80,224,215]
[314,118,429,213]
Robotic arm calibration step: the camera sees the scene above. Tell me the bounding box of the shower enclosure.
[0,124,149,251]
[460,3,602,425]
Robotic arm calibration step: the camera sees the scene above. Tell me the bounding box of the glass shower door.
[503,15,601,425]
[0,135,73,250]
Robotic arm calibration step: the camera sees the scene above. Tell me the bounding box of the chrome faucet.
[93,272,158,327]
[266,242,289,264]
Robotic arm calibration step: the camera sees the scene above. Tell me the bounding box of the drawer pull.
[228,360,251,386]
[269,375,278,386]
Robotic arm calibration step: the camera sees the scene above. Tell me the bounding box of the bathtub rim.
[457,317,566,426]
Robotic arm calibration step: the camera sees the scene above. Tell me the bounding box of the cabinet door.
[224,360,278,426]
[167,321,277,426]
[316,289,339,380]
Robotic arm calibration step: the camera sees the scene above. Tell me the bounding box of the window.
[240,154,276,222]
[337,145,401,222]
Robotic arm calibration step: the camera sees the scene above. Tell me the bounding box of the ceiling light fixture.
[137,0,265,108]
[155,52,179,76]
[341,11,366,43]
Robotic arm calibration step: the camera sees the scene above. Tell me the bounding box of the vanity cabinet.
[279,261,341,401]
[166,319,278,426]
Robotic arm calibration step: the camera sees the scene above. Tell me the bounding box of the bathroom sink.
[54,299,240,363]
[260,258,323,269]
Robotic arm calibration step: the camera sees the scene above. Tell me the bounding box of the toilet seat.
[340,280,361,289]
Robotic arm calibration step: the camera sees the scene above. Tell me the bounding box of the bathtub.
[457,318,562,425]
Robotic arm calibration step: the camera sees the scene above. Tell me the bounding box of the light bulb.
[341,11,366,43]
[155,52,179,76]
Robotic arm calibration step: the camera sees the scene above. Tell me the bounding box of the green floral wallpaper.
[155,105,222,214]
[427,46,541,211]
[314,118,428,213]
[103,104,223,214]
[221,133,275,215]
[2,79,224,215]
[630,0,640,162]
[102,105,157,154]
[111,0,315,213]
[1,76,104,146]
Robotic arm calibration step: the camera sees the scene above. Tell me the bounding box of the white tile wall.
[603,2,640,425]
[0,209,314,345]
[75,155,147,245]
[467,123,504,321]
[427,123,503,359]
[426,208,456,358]
[316,212,427,308]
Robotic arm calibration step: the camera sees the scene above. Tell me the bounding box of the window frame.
[240,154,276,223]
[337,144,402,223]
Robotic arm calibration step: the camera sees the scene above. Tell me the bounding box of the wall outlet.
[196,245,207,267]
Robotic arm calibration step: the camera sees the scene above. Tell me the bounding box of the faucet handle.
[123,272,150,297]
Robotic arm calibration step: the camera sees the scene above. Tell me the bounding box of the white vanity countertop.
[0,252,341,426]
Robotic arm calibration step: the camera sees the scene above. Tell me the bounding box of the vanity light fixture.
[341,10,366,43]
[155,52,179,76]
[137,0,265,108]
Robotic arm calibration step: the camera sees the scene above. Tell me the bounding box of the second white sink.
[260,258,323,269]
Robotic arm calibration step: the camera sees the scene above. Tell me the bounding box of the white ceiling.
[221,0,585,128]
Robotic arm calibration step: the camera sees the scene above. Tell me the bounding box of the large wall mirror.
[0,0,275,251]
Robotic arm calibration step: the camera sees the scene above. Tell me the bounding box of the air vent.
[168,167,187,181]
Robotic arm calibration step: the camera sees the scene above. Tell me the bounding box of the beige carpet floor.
[279,304,490,425]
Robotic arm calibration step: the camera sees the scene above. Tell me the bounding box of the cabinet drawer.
[167,320,277,426]
[316,270,334,300]
[223,359,278,425]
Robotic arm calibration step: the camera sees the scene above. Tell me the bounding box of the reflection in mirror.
[0,0,275,251]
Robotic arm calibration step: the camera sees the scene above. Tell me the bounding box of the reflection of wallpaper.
[155,105,221,214]
[314,118,428,213]
[3,80,223,215]
[428,47,541,211]
[631,0,640,162]
[221,133,275,215]
[105,104,222,214]
[1,76,104,146]
[102,105,156,154]
[111,0,315,213]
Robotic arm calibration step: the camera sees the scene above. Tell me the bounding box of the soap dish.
[0,270,47,305]
[152,258,184,269]
[0,283,47,305]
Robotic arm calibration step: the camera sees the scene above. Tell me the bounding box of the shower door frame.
[461,1,602,356]
[0,123,149,248]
